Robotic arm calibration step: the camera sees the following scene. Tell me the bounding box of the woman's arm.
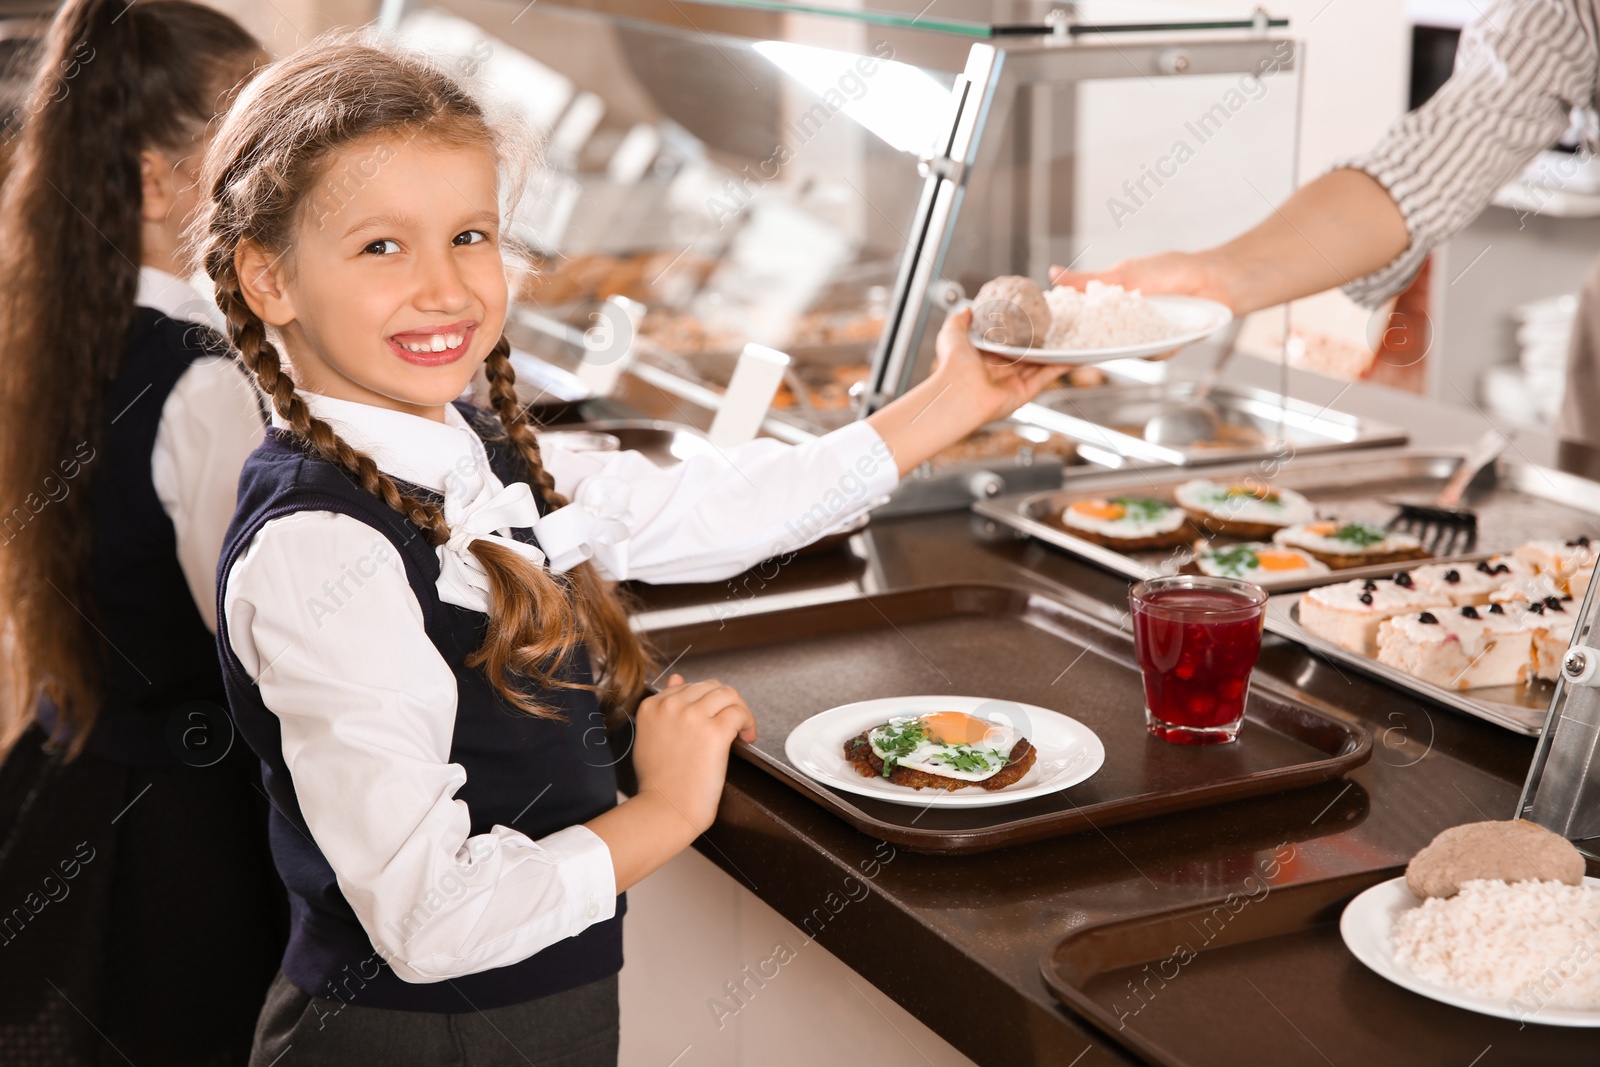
[1052,169,1409,316]
[1057,0,1598,313]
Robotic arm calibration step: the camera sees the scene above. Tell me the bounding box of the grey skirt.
[250,970,619,1067]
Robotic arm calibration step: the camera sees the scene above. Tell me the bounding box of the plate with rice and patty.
[1341,820,1600,1026]
[967,276,1232,364]
[783,695,1105,809]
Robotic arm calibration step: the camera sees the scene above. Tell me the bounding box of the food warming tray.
[642,584,1369,855]
[1263,594,1562,736]
[975,448,1600,595]
[1035,380,1408,467]
[1039,868,1600,1066]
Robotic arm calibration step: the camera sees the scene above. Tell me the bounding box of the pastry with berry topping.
[1298,574,1450,654]
[1375,605,1535,689]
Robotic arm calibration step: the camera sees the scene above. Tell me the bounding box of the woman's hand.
[630,673,756,835]
[1051,250,1236,310]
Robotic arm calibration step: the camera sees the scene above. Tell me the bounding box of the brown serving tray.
[644,583,1370,855]
[1040,868,1600,1065]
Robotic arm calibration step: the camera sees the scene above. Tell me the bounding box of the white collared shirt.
[221,395,898,983]
[141,266,267,631]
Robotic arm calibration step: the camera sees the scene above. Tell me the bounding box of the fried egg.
[1059,496,1186,539]
[1273,520,1421,557]
[1196,542,1329,580]
[867,712,1022,783]
[1174,479,1315,527]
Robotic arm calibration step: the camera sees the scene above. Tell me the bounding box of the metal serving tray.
[1264,594,1554,736]
[642,583,1369,855]
[975,448,1600,595]
[1039,868,1600,1067]
[1036,380,1408,467]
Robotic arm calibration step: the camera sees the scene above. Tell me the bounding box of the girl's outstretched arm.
[866,306,1073,476]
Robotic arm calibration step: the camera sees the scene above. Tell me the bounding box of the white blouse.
[222,394,898,983]
[140,266,267,632]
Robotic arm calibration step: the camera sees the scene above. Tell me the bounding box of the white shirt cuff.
[540,824,618,928]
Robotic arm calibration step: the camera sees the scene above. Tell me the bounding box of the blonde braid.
[481,340,651,712]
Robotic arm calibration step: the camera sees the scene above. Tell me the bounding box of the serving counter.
[576,377,1597,1065]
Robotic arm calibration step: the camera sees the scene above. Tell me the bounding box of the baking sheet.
[641,583,1369,855]
[975,448,1600,595]
[1036,380,1408,467]
[1264,595,1554,736]
[1038,868,1600,1066]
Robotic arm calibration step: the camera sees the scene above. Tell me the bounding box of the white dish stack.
[1481,293,1577,428]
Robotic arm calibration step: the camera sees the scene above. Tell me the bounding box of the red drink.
[1129,576,1267,745]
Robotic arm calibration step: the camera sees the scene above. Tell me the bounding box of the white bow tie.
[434,466,633,614]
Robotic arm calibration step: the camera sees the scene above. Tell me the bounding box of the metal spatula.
[1386,430,1508,555]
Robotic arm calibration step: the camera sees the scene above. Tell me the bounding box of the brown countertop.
[627,509,1548,1067]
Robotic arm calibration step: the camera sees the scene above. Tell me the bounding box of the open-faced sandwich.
[1272,519,1428,569]
[843,711,1037,792]
[1056,495,1191,549]
[1173,479,1316,539]
[1194,542,1329,582]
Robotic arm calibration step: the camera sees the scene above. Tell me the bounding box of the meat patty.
[1406,819,1586,899]
[842,731,1038,792]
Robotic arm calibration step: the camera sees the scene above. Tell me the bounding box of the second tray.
[1263,594,1559,735]
[1040,868,1600,1066]
[976,447,1600,594]
[642,583,1370,854]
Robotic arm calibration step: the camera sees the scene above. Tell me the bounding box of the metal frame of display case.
[379,0,1299,455]
[865,32,1298,413]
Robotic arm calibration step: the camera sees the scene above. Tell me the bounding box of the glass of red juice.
[1129,575,1267,745]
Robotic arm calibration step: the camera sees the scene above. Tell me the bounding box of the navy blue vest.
[214,405,625,1012]
[66,309,250,766]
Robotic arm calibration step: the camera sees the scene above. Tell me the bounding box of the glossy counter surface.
[626,506,1551,1066]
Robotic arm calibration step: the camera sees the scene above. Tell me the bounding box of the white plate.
[1340,875,1600,1027]
[969,295,1233,364]
[782,695,1105,809]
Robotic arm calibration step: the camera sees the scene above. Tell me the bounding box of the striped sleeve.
[1337,0,1600,308]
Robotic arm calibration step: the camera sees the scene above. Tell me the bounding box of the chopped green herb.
[1204,544,1260,576]
[870,719,930,776]
[935,746,1009,774]
[1111,496,1171,523]
[1331,522,1387,547]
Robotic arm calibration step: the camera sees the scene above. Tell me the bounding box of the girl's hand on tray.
[633,674,756,832]
[588,673,757,892]
[867,306,1072,475]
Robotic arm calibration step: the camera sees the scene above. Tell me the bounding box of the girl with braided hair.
[0,1,281,1063]
[203,36,1071,1066]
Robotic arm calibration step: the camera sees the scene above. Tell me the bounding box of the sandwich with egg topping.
[843,711,1037,792]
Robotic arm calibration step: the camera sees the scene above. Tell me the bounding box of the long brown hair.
[195,39,649,719]
[0,0,260,753]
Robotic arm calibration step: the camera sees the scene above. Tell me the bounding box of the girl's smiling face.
[237,132,508,421]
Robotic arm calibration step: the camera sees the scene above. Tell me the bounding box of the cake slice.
[1489,572,1574,608]
[1513,537,1597,590]
[1409,556,1532,607]
[1375,605,1535,690]
[1524,598,1580,682]
[1298,575,1451,655]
